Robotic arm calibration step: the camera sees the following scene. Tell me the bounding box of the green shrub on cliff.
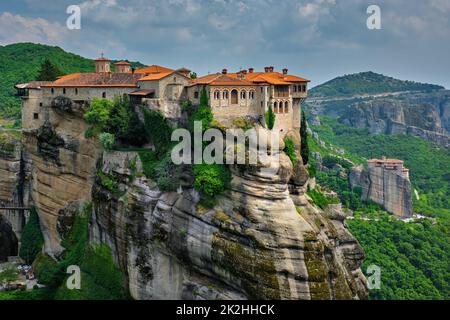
[193,164,231,199]
[19,208,44,264]
[84,98,113,134]
[33,203,129,299]
[284,137,298,165]
[99,132,115,151]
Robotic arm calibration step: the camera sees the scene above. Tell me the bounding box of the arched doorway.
[231,89,238,104]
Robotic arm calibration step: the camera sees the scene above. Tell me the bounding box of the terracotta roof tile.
[134,65,174,74]
[189,73,255,86]
[114,60,131,65]
[41,72,141,87]
[138,71,174,81]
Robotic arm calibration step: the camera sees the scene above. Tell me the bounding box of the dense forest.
[309,116,450,299]
[0,43,144,124]
[309,71,444,98]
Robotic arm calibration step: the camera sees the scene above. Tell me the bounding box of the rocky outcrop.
[0,215,18,262]
[18,97,368,299]
[0,130,32,240]
[89,140,368,300]
[22,102,103,257]
[339,98,450,147]
[349,163,413,218]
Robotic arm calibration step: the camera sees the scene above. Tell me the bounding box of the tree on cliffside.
[36,59,63,81]
[265,105,276,130]
[19,208,44,264]
[300,110,309,165]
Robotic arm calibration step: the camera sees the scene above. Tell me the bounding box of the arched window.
[194,91,199,99]
[223,90,228,99]
[274,101,278,113]
[241,91,246,100]
[75,88,78,95]
[214,91,220,100]
[284,101,289,113]
[250,91,255,99]
[231,89,238,104]
[173,77,177,83]
[51,88,54,95]
[63,88,66,94]
[102,92,106,98]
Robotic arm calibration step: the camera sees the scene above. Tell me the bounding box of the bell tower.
[95,53,111,73]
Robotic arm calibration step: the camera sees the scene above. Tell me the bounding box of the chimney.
[248,68,254,73]
[222,68,228,75]
[95,54,111,73]
[114,61,132,73]
[264,66,270,73]
[282,68,288,75]
[176,68,191,78]
[269,66,274,72]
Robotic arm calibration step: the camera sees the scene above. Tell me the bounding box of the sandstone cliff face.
[349,165,413,218]
[0,130,32,240]
[88,146,368,300]
[339,99,449,147]
[0,215,18,262]
[22,101,102,257]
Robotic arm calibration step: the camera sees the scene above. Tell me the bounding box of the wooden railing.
[273,92,289,98]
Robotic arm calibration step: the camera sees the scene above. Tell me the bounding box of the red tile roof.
[368,159,404,164]
[114,60,131,65]
[134,65,174,74]
[189,73,255,86]
[41,73,142,87]
[191,69,309,87]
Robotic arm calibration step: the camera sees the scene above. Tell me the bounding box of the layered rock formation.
[339,98,450,147]
[22,101,102,257]
[0,215,18,262]
[349,161,413,218]
[15,96,368,299]
[0,130,32,240]
[88,139,367,300]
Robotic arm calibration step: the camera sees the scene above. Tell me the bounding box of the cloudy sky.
[0,0,449,88]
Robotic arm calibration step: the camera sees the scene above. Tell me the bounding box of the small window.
[194,91,199,99]
[33,113,39,120]
[293,86,297,92]
[51,88,54,94]
[63,88,66,94]
[39,102,43,107]
[174,77,177,83]
[75,88,78,95]
[102,92,106,98]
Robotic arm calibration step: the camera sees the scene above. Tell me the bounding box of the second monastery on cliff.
[16,55,309,134]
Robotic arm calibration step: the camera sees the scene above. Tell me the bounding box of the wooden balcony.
[291,91,307,98]
[273,91,289,98]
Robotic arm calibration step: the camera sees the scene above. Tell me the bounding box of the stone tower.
[95,54,111,73]
[114,61,131,73]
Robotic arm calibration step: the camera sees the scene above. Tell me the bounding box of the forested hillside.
[309,71,444,98]
[308,116,450,299]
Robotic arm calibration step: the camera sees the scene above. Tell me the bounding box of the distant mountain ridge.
[305,71,450,147]
[0,42,145,122]
[310,71,444,98]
